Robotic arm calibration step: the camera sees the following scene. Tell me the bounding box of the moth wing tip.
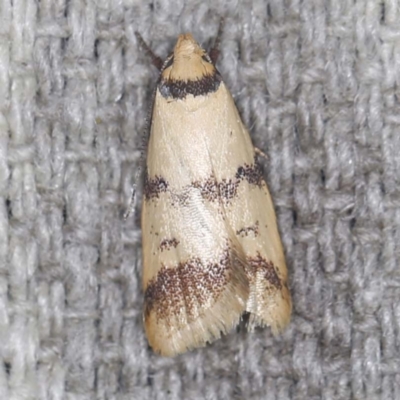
[247,292,292,335]
[143,277,250,357]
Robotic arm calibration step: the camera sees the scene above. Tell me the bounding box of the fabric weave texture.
[1,1,399,399]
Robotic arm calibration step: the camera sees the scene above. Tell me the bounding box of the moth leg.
[123,183,137,220]
[254,147,269,161]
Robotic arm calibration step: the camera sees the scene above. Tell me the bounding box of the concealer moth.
[138,29,291,357]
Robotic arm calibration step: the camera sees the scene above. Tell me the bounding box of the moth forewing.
[140,32,291,356]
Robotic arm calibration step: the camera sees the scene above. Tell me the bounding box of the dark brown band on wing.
[144,174,169,200]
[247,253,282,289]
[192,175,239,202]
[144,250,231,322]
[235,163,263,186]
[158,71,222,99]
[144,163,264,202]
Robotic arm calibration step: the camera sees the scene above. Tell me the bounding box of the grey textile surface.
[2,0,400,399]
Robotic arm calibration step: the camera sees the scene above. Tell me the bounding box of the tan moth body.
[141,33,291,357]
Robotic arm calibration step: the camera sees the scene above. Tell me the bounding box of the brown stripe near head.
[247,253,282,289]
[158,33,222,99]
[159,71,222,99]
[144,250,231,322]
[144,174,169,200]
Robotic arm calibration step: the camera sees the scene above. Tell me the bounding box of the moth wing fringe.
[246,283,292,335]
[145,245,249,357]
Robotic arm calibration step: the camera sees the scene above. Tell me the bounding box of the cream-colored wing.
[229,176,292,333]
[208,86,292,334]
[142,177,249,357]
[141,83,251,356]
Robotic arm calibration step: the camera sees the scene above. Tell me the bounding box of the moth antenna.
[124,128,148,220]
[125,35,161,220]
[135,32,163,70]
[209,17,225,64]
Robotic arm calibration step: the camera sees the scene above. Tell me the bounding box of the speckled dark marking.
[192,177,219,202]
[236,221,260,237]
[144,174,168,200]
[145,165,263,205]
[192,176,240,202]
[247,253,282,289]
[159,71,222,99]
[144,250,231,322]
[218,178,240,200]
[170,190,191,207]
[159,238,180,252]
[236,163,263,186]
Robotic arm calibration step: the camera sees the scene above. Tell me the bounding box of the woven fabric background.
[1,0,399,399]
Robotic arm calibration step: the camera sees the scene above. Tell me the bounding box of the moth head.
[161,33,215,82]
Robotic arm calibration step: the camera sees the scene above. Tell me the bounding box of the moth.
[139,30,291,357]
